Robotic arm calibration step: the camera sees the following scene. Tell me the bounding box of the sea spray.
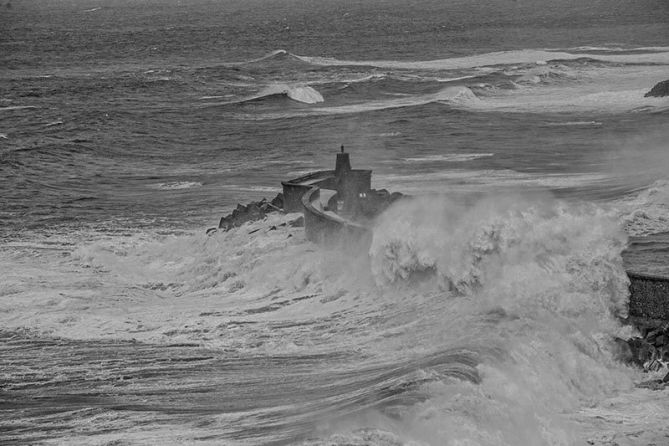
[355,194,636,445]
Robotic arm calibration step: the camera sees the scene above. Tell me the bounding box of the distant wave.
[205,84,324,106]
[230,47,669,75]
[311,86,480,115]
[477,88,669,114]
[543,121,603,127]
[219,185,281,193]
[402,153,494,163]
[241,49,300,65]
[566,45,669,53]
[620,179,669,237]
[149,181,203,191]
[378,170,608,193]
[0,105,37,112]
[219,48,669,118]
[293,48,669,71]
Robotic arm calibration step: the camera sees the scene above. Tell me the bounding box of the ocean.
[2,0,669,444]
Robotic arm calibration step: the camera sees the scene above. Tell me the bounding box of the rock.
[216,195,288,232]
[390,191,405,202]
[613,337,633,363]
[246,203,264,218]
[270,192,284,209]
[627,337,656,367]
[289,216,304,227]
[644,358,664,372]
[647,328,661,343]
[218,203,266,231]
[644,80,669,97]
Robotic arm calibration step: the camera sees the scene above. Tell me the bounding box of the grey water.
[2,0,669,444]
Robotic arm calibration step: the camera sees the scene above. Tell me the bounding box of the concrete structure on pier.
[281,147,373,244]
[281,147,372,214]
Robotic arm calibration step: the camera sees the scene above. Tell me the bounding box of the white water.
[5,192,669,444]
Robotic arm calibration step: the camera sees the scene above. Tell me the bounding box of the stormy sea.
[2,0,669,444]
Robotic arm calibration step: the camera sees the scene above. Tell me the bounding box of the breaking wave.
[206,83,325,105]
[361,194,634,444]
[311,86,480,115]
[402,153,494,163]
[0,192,651,444]
[149,181,203,190]
[294,47,669,71]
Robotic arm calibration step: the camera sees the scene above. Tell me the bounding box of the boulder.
[219,203,266,230]
[289,216,304,227]
[626,337,656,367]
[390,191,405,202]
[270,192,284,209]
[613,337,633,363]
[644,80,669,98]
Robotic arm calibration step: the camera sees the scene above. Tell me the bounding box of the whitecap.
[0,105,37,112]
[149,181,203,190]
[402,153,494,163]
[219,185,281,193]
[295,48,669,70]
[544,121,603,127]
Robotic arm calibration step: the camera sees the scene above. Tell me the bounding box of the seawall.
[627,272,669,325]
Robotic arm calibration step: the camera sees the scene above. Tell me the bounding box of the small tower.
[333,146,371,216]
[334,145,351,177]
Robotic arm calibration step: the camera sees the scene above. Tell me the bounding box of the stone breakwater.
[207,193,304,236]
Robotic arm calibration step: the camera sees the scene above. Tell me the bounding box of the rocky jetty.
[213,193,286,233]
[644,80,669,98]
[618,323,669,389]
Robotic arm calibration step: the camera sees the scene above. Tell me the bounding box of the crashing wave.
[370,195,629,316]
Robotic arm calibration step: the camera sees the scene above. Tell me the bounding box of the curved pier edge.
[300,186,371,247]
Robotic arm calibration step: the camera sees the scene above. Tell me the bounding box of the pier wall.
[301,187,370,246]
[281,171,336,213]
[628,272,669,324]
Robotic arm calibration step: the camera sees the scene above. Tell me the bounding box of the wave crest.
[370,195,629,318]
